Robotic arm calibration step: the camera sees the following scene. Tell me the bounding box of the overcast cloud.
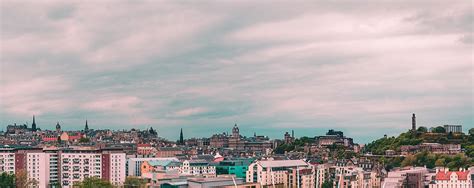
[1,0,472,143]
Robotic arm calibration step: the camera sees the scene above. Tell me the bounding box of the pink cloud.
[169,107,208,118]
[0,76,72,116]
[81,96,141,114]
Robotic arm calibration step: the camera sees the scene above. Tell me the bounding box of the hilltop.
[364,126,474,170]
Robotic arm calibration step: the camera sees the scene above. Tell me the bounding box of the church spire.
[179,128,184,145]
[84,120,89,132]
[31,115,37,132]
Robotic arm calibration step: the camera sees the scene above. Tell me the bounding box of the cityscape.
[1,0,472,188]
[0,114,472,187]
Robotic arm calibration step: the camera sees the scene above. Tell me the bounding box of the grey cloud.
[47,4,75,20]
[1,0,472,143]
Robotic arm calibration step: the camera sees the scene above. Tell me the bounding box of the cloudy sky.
[1,0,472,143]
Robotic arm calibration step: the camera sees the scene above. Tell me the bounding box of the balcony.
[73,174,80,179]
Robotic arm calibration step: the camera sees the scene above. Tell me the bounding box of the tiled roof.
[137,144,152,147]
[455,171,469,180]
[435,171,470,181]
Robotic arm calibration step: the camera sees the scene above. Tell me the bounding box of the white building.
[334,166,373,188]
[246,159,315,187]
[26,152,47,187]
[181,160,216,177]
[60,149,102,187]
[0,146,126,187]
[59,147,126,187]
[105,152,126,186]
[429,168,471,188]
[315,164,328,188]
[24,149,61,188]
[0,148,15,175]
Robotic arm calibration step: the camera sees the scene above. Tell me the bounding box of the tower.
[229,124,242,150]
[284,132,291,144]
[84,120,89,132]
[31,115,37,132]
[232,124,239,138]
[56,122,61,133]
[412,113,416,131]
[179,128,184,145]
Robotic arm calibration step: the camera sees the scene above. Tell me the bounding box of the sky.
[0,0,472,144]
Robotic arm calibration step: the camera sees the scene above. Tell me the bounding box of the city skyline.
[1,0,472,144]
[0,113,469,144]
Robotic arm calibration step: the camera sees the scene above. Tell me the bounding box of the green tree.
[16,169,38,188]
[79,137,90,143]
[469,128,474,136]
[431,126,446,133]
[73,177,113,188]
[124,176,148,188]
[321,180,333,188]
[0,172,15,188]
[417,126,428,133]
[50,181,62,188]
[401,155,415,167]
[435,158,446,167]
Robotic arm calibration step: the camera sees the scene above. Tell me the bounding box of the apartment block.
[246,160,315,187]
[0,148,15,174]
[0,146,126,188]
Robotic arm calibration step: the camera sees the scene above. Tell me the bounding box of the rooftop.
[257,160,309,168]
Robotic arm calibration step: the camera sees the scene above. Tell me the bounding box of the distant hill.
[364,126,472,155]
[364,127,474,170]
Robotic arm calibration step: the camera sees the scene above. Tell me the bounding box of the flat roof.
[258,160,309,168]
[188,177,243,183]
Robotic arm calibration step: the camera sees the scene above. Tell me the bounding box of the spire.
[31,115,37,132]
[412,113,416,131]
[179,128,184,145]
[84,120,89,132]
